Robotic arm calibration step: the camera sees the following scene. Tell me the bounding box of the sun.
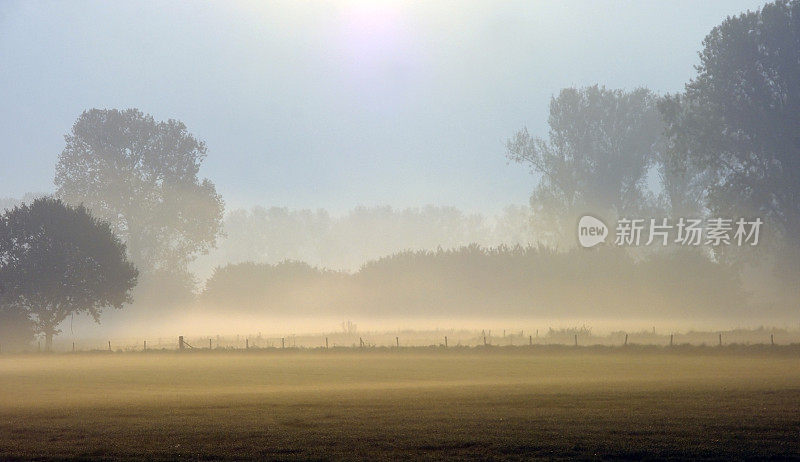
[337,2,410,69]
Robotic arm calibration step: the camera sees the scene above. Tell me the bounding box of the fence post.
[483,335,487,346]
[108,340,112,352]
[281,337,285,349]
[245,338,249,350]
[529,335,532,346]
[624,334,628,346]
[574,334,578,346]
[670,334,673,347]
[444,336,448,348]
[325,337,329,349]
[72,342,75,353]
[718,333,722,346]
[144,340,147,352]
[209,338,212,350]
[359,337,364,349]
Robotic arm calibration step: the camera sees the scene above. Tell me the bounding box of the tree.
[654,125,709,219]
[199,245,750,319]
[506,86,663,247]
[659,1,800,306]
[660,0,800,251]
[0,304,35,351]
[0,198,138,351]
[491,205,537,246]
[55,109,224,275]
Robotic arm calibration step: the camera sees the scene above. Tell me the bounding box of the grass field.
[1,348,799,460]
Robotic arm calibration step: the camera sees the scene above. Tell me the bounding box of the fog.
[1,0,767,213]
[2,0,799,351]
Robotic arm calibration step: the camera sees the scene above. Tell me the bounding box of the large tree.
[506,86,663,246]
[660,0,800,249]
[0,304,34,351]
[55,109,224,275]
[0,198,138,351]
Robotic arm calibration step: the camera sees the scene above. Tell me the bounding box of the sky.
[0,0,769,215]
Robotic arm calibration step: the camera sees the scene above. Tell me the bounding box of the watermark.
[578,216,762,248]
[577,215,609,248]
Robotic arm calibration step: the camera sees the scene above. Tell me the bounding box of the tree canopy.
[660,0,800,252]
[506,86,663,247]
[199,245,749,319]
[55,108,224,275]
[0,198,138,350]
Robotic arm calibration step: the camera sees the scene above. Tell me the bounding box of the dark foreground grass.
[0,349,798,460]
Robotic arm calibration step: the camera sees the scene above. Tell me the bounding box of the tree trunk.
[44,331,54,353]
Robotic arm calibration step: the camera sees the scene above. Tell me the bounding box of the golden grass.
[1,349,798,460]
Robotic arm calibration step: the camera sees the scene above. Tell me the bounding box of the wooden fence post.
[325,337,329,349]
[396,336,399,348]
[359,337,364,349]
[281,337,285,349]
[483,335,487,346]
[718,333,722,346]
[574,334,578,346]
[444,336,448,348]
[72,342,75,353]
[245,338,249,350]
[670,334,673,347]
[108,340,112,352]
[529,335,532,346]
[624,334,628,346]
[771,334,774,346]
[209,338,212,350]
[144,340,147,352]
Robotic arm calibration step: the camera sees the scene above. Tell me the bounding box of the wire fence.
[11,327,798,354]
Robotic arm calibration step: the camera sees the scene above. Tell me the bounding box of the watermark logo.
[578,215,763,248]
[577,215,608,248]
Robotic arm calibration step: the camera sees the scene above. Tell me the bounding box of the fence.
[9,327,797,354]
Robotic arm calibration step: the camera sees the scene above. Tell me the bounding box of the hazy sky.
[0,0,768,214]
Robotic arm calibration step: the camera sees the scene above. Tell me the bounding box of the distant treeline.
[201,245,751,318]
[191,205,534,279]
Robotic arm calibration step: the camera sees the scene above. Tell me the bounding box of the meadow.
[0,347,798,460]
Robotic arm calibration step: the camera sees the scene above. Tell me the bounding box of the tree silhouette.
[507,86,663,247]
[55,108,224,276]
[660,0,800,258]
[0,198,138,351]
[200,245,750,319]
[0,304,34,350]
